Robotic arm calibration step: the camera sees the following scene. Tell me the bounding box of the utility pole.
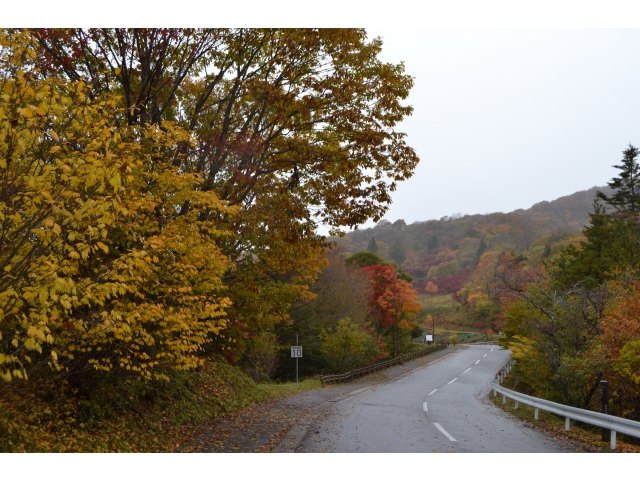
[432,316,435,344]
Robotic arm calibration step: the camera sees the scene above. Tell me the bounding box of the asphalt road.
[298,345,574,452]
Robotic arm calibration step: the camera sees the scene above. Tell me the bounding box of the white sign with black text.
[291,346,303,358]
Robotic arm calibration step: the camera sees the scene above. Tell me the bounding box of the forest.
[2,28,639,452]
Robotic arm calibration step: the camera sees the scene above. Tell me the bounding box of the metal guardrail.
[320,343,448,385]
[492,360,640,450]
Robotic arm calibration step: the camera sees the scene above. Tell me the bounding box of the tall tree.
[596,144,640,214]
[27,28,419,356]
[363,264,420,357]
[367,236,378,253]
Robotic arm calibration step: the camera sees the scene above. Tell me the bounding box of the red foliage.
[363,265,421,330]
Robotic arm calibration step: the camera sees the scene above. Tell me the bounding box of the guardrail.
[320,343,448,385]
[492,360,640,450]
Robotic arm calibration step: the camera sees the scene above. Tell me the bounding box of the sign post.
[291,334,302,385]
[599,380,610,441]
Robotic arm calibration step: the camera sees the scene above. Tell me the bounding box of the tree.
[424,281,439,294]
[0,31,232,385]
[389,242,407,265]
[363,265,421,357]
[596,144,640,214]
[402,250,420,269]
[367,236,378,253]
[320,318,380,373]
[346,251,390,268]
[27,28,419,358]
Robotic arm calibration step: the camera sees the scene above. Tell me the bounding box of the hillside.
[335,185,611,298]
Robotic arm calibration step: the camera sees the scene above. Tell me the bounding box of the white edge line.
[463,368,471,373]
[475,360,480,364]
[428,389,437,395]
[447,378,457,384]
[423,401,428,412]
[434,422,457,442]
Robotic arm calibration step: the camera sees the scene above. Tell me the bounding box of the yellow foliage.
[0,31,234,383]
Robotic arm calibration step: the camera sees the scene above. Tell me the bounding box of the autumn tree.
[424,281,439,294]
[364,264,421,357]
[28,28,419,358]
[0,31,232,386]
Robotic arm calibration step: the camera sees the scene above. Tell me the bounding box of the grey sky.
[324,28,640,235]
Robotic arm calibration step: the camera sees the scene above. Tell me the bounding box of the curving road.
[298,345,574,452]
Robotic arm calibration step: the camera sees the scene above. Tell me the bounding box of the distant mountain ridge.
[510,185,613,231]
[335,185,613,295]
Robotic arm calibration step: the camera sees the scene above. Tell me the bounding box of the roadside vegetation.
[0,359,321,452]
[492,373,640,453]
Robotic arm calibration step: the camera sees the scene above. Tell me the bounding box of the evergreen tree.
[596,144,640,214]
[389,242,407,264]
[475,237,487,264]
[427,235,438,253]
[367,236,378,253]
[552,200,638,288]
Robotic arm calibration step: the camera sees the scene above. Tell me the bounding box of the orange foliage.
[597,284,640,362]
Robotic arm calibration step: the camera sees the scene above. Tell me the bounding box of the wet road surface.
[298,345,574,452]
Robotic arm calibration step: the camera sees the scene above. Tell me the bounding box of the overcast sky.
[323,28,640,234]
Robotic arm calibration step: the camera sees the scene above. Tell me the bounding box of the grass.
[258,378,322,398]
[491,375,640,453]
[418,293,460,309]
[0,360,322,452]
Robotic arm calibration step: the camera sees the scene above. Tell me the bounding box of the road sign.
[426,335,433,342]
[291,345,303,358]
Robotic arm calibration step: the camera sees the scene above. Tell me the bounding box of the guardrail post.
[565,417,570,431]
[514,400,518,409]
[534,408,539,420]
[611,431,616,450]
[502,395,506,404]
[493,388,497,397]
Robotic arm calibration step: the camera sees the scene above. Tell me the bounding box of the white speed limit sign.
[291,346,303,358]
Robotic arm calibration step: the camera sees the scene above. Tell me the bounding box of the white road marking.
[448,378,457,384]
[463,368,471,373]
[423,402,428,412]
[475,360,480,364]
[483,354,487,357]
[434,422,457,442]
[428,389,438,395]
[491,348,494,352]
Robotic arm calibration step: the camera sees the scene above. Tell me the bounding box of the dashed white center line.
[423,402,428,412]
[475,360,480,364]
[434,422,457,442]
[428,389,438,396]
[463,368,471,373]
[448,378,457,384]
[483,354,488,357]
[491,348,494,352]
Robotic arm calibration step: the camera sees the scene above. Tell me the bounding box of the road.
[298,345,574,452]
